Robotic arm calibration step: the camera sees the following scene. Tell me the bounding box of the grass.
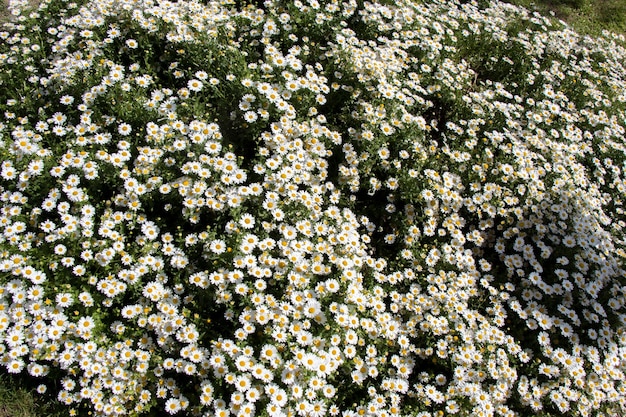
[0,0,624,416]
[0,1,8,21]
[0,373,60,417]
[504,0,626,38]
[0,376,37,417]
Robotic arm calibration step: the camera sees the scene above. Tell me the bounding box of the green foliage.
[0,371,70,417]
[504,0,626,39]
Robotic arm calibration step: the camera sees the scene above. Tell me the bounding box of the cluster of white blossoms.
[1,0,626,416]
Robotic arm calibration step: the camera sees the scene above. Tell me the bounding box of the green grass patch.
[505,0,626,38]
[0,379,37,417]
[0,372,55,417]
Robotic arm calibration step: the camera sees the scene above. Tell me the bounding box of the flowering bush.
[1,0,626,416]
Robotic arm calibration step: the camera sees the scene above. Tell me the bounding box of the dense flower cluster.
[1,0,626,416]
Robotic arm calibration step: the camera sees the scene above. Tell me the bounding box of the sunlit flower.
[118,123,132,136]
